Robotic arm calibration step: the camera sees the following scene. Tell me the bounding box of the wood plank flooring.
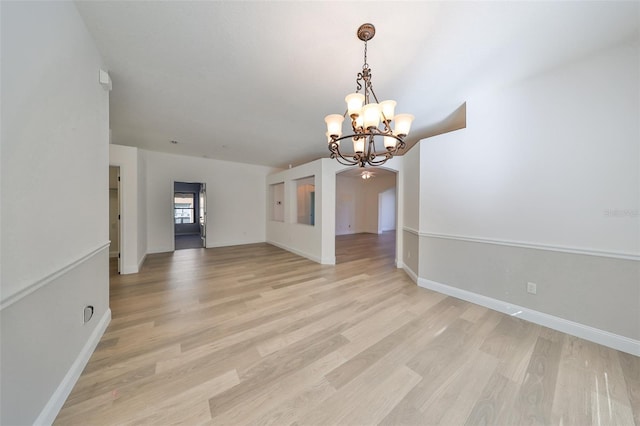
[56,233,639,425]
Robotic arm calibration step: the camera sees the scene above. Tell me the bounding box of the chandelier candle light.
[325,23,414,167]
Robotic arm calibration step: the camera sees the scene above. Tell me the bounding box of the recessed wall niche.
[295,176,315,226]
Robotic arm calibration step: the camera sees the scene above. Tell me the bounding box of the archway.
[334,167,398,264]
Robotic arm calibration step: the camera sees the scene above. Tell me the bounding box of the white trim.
[34,308,111,426]
[417,278,640,357]
[266,240,334,264]
[146,246,174,255]
[405,228,639,261]
[206,239,266,249]
[137,253,147,272]
[401,264,419,283]
[403,226,419,236]
[120,263,139,275]
[0,243,111,310]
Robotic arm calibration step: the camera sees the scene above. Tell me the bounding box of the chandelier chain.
[363,40,368,70]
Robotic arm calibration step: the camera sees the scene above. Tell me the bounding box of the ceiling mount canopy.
[325,23,414,168]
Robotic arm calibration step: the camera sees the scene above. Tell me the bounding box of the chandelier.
[325,23,414,168]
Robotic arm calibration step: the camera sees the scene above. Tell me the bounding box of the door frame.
[172,180,207,250]
[108,165,123,273]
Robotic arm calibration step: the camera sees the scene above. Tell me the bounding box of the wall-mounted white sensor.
[84,305,94,323]
[99,69,112,91]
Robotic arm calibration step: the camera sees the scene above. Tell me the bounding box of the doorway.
[334,168,397,264]
[108,166,121,274]
[174,181,206,250]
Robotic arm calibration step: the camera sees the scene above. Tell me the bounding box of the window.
[174,192,195,224]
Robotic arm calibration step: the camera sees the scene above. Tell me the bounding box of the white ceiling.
[76,1,639,169]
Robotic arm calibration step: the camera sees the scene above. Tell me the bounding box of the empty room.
[1,1,638,425]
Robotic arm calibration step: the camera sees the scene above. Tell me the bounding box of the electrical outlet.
[527,282,537,295]
[84,305,94,323]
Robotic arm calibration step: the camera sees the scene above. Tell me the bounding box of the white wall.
[270,182,284,222]
[144,150,275,252]
[1,3,108,301]
[409,40,639,353]
[363,173,396,233]
[403,143,421,232]
[379,187,396,232]
[336,172,396,235]
[266,160,326,262]
[296,177,315,225]
[1,2,111,423]
[110,144,142,273]
[267,158,404,265]
[401,143,421,275]
[420,41,639,255]
[335,175,361,235]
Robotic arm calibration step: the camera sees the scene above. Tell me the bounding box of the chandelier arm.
[364,72,372,104]
[331,151,359,167]
[333,131,405,142]
[368,156,391,166]
[330,135,400,167]
[365,136,375,164]
[368,84,381,104]
[329,140,360,166]
[356,72,363,92]
[336,155,360,167]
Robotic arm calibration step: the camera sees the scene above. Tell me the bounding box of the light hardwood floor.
[56,232,639,425]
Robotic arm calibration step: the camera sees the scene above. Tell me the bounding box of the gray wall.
[1,252,109,424]
[402,230,420,278]
[422,237,639,340]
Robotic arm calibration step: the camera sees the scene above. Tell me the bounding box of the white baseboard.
[35,308,111,425]
[322,256,336,265]
[401,264,418,283]
[137,253,147,271]
[120,264,139,274]
[206,239,263,249]
[416,278,639,357]
[146,246,174,255]
[266,240,334,264]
